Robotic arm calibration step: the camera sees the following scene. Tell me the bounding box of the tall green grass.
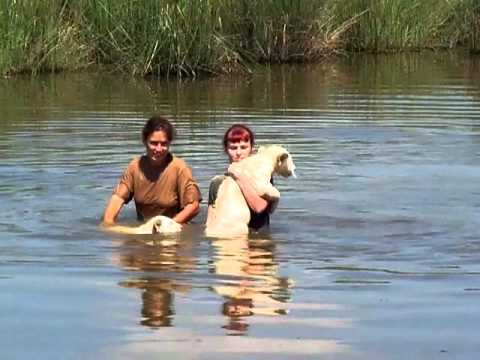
[328,0,462,51]
[454,0,480,52]
[0,0,91,75]
[77,0,336,75]
[77,0,240,76]
[473,5,480,52]
[0,0,479,77]
[219,0,338,63]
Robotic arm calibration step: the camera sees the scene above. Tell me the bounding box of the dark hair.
[142,115,175,144]
[223,124,255,151]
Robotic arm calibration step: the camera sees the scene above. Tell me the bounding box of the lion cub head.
[144,215,182,234]
[258,145,296,178]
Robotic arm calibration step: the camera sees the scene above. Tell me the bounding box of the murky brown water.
[1,51,480,360]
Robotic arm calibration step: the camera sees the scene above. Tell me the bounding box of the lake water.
[1,51,480,360]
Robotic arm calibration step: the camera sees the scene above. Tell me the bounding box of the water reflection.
[211,236,292,334]
[112,234,195,329]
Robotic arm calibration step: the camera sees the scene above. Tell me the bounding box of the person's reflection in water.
[212,234,292,335]
[113,234,195,329]
[120,277,175,328]
[141,280,173,328]
[222,298,253,332]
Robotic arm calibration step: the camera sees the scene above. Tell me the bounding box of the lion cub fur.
[102,215,182,235]
[206,145,296,237]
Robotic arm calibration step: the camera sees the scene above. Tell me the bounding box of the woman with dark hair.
[207,124,273,231]
[102,115,201,227]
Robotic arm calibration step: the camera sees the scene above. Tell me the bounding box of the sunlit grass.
[0,0,479,76]
[220,0,340,63]
[327,0,464,51]
[79,0,241,76]
[0,0,91,75]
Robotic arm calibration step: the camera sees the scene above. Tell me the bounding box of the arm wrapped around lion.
[206,145,296,237]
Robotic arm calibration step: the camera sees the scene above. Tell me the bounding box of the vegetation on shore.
[0,0,479,77]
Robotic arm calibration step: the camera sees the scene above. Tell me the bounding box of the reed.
[220,0,338,63]
[472,5,480,52]
[453,0,480,52]
[1,0,479,76]
[0,0,91,75]
[78,0,243,76]
[327,0,462,51]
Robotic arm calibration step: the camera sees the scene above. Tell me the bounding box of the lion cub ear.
[279,152,289,162]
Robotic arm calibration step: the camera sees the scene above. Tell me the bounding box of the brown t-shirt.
[113,153,201,220]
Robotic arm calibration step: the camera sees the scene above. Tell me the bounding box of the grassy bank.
[462,0,480,52]
[0,0,479,77]
[0,1,91,74]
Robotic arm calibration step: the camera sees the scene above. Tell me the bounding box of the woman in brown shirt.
[102,116,201,226]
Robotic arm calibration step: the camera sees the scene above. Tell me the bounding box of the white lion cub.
[102,215,182,235]
[206,145,296,237]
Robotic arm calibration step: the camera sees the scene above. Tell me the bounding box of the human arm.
[176,161,202,223]
[102,194,125,225]
[173,200,200,224]
[229,171,270,214]
[101,161,135,226]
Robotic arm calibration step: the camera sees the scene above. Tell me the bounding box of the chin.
[150,156,165,163]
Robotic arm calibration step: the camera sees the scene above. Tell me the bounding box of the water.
[1,51,480,359]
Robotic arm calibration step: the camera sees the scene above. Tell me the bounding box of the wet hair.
[142,115,175,144]
[223,124,255,151]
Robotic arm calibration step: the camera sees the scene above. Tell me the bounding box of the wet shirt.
[208,175,272,230]
[113,153,201,220]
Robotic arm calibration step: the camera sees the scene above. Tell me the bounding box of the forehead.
[227,140,251,147]
[148,130,169,142]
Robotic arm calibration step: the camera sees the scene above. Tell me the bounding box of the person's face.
[226,140,252,163]
[146,130,170,165]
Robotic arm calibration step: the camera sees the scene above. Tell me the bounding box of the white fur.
[206,145,296,237]
[102,215,182,235]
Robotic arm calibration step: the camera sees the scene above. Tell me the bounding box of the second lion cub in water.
[102,215,182,235]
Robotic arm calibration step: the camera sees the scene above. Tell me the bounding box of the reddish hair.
[223,124,255,151]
